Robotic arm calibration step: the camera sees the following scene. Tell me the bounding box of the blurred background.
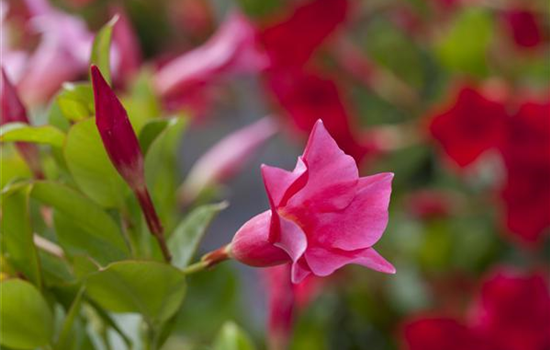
[2,0,549,349]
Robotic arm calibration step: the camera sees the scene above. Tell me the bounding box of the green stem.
[181,245,231,275]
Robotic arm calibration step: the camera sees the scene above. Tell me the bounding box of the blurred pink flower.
[111,6,142,86]
[230,120,395,283]
[403,268,550,350]
[499,98,550,245]
[263,264,323,350]
[153,12,267,109]
[180,117,278,203]
[429,85,508,168]
[1,67,44,179]
[17,0,93,105]
[503,9,543,49]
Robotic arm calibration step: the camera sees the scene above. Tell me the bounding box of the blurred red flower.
[499,99,550,245]
[503,9,543,49]
[259,0,348,69]
[266,68,377,163]
[429,85,508,168]
[403,269,550,350]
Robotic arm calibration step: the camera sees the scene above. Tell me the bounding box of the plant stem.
[181,245,231,274]
[135,188,172,263]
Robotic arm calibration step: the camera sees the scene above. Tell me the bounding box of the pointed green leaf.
[0,279,54,349]
[85,261,186,324]
[55,287,85,350]
[31,181,129,264]
[0,186,42,287]
[64,118,128,208]
[169,202,228,269]
[90,15,118,84]
[56,83,95,122]
[0,122,65,148]
[213,322,256,350]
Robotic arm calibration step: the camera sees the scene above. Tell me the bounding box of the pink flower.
[263,264,323,350]
[153,12,267,109]
[429,85,508,168]
[111,6,141,86]
[91,65,171,262]
[179,117,278,204]
[18,0,93,105]
[229,120,395,283]
[1,67,44,179]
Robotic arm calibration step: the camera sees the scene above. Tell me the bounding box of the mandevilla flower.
[503,9,543,49]
[179,117,278,204]
[1,67,44,179]
[429,85,508,168]
[403,268,550,350]
[227,120,395,283]
[91,65,171,262]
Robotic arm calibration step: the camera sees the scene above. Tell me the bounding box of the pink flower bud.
[1,67,44,179]
[180,117,277,204]
[229,120,395,283]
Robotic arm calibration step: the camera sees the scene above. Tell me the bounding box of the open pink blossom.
[229,120,395,283]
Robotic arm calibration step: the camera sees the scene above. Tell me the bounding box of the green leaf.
[169,202,228,269]
[436,8,494,76]
[90,15,118,84]
[0,122,66,148]
[138,118,172,155]
[0,279,54,349]
[85,261,186,324]
[64,118,128,208]
[0,186,42,287]
[144,117,187,229]
[55,287,85,350]
[56,83,95,122]
[31,181,129,264]
[1,145,31,188]
[213,322,256,350]
[123,68,162,134]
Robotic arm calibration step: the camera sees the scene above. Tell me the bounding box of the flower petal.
[291,258,312,284]
[312,172,393,250]
[286,120,358,212]
[305,246,395,277]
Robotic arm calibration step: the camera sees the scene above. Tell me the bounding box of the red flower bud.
[1,67,44,179]
[91,65,171,262]
[91,65,145,190]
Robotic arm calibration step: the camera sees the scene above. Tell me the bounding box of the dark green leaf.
[55,287,85,350]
